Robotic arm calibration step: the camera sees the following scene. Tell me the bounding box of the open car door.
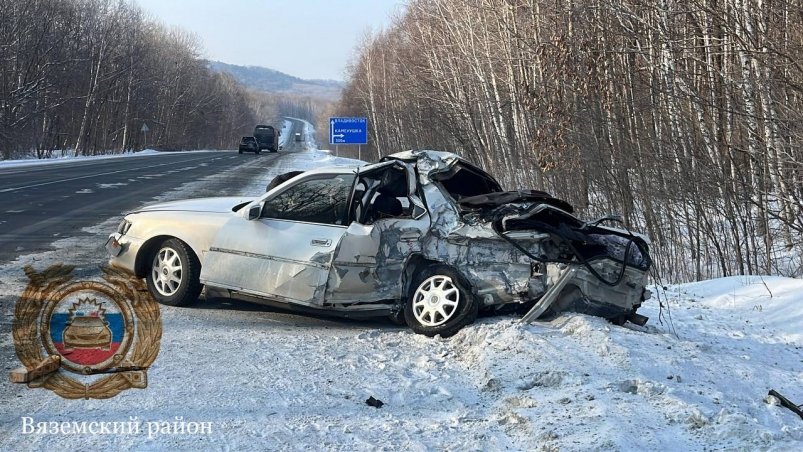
[324,161,430,305]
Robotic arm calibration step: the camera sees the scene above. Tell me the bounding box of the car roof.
[295,165,360,176]
[282,150,496,186]
[384,149,462,163]
[383,149,500,184]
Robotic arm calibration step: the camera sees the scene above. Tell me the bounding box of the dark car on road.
[238,136,260,154]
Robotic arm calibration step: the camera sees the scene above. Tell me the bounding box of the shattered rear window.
[433,163,503,200]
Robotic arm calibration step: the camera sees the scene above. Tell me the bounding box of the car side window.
[351,165,413,224]
[261,174,355,226]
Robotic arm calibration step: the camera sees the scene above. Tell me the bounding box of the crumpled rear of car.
[487,195,651,324]
[455,190,651,324]
[383,150,653,326]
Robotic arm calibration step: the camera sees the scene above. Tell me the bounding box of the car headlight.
[117,219,132,235]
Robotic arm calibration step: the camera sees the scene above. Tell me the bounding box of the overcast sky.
[133,0,404,81]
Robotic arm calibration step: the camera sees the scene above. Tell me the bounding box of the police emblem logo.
[11,264,162,399]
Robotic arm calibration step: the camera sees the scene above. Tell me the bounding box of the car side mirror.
[247,204,261,220]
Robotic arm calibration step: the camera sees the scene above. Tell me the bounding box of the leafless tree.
[339,0,803,281]
[0,0,258,158]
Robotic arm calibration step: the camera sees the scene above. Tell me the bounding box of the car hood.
[134,197,255,214]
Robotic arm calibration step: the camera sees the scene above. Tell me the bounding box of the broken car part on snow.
[105,150,652,337]
[769,390,803,421]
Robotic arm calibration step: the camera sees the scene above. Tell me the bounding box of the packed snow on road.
[1,147,802,451]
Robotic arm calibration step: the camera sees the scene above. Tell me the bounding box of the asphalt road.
[0,118,307,263]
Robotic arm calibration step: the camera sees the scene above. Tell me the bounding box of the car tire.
[404,264,478,337]
[145,238,202,307]
[238,149,243,154]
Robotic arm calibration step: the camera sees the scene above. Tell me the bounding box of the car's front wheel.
[404,265,478,337]
[145,238,202,306]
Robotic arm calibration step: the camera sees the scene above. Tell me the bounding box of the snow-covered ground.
[1,139,802,450]
[236,148,363,196]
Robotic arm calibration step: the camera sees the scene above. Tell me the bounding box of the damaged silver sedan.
[106,150,652,336]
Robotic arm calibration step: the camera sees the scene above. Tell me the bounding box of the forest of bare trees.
[0,0,257,158]
[339,0,803,282]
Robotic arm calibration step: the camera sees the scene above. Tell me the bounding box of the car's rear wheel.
[146,238,202,307]
[238,149,243,154]
[404,264,478,337]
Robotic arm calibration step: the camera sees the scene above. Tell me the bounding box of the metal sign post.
[141,122,150,149]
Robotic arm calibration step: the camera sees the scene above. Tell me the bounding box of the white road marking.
[4,210,24,213]
[75,188,94,194]
[0,154,222,193]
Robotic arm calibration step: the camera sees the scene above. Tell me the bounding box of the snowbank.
[284,116,319,151]
[0,149,223,169]
[667,275,803,343]
[278,119,293,148]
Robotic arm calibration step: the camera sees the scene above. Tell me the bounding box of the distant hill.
[207,61,343,101]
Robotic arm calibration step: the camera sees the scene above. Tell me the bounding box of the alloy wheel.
[151,247,183,297]
[412,275,460,327]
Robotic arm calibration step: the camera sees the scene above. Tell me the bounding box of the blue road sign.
[330,117,368,145]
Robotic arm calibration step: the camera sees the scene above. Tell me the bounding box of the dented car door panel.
[201,172,355,306]
[326,217,428,304]
[201,217,346,306]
